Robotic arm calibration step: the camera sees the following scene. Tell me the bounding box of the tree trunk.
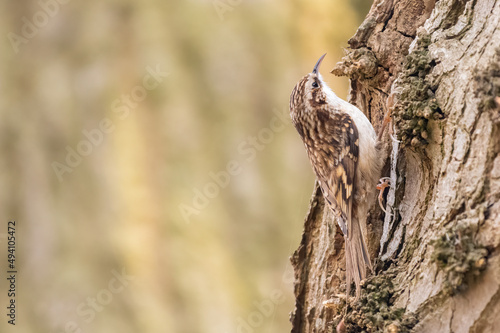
[290,0,500,332]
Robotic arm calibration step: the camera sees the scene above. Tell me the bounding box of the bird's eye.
[312,81,319,88]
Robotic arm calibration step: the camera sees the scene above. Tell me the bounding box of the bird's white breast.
[323,83,378,186]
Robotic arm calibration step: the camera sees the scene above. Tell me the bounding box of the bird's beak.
[312,53,327,74]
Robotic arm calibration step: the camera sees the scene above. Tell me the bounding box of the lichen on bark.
[343,267,418,333]
[430,220,488,296]
[391,32,444,147]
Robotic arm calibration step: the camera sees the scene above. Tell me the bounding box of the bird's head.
[289,54,330,120]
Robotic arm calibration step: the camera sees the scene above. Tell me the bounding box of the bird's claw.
[377,177,391,212]
[376,177,391,190]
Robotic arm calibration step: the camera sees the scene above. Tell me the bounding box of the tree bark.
[290,0,500,332]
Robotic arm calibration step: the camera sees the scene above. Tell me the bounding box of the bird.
[289,54,383,299]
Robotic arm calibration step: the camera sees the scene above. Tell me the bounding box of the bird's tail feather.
[345,217,372,300]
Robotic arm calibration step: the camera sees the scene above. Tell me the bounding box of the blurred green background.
[0,0,371,332]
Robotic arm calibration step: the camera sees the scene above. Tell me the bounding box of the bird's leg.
[376,177,391,212]
[336,318,346,333]
[377,94,395,141]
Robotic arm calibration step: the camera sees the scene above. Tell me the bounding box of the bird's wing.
[314,109,373,299]
[295,105,369,299]
[314,109,359,238]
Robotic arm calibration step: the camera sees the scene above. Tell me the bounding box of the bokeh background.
[0,1,371,332]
